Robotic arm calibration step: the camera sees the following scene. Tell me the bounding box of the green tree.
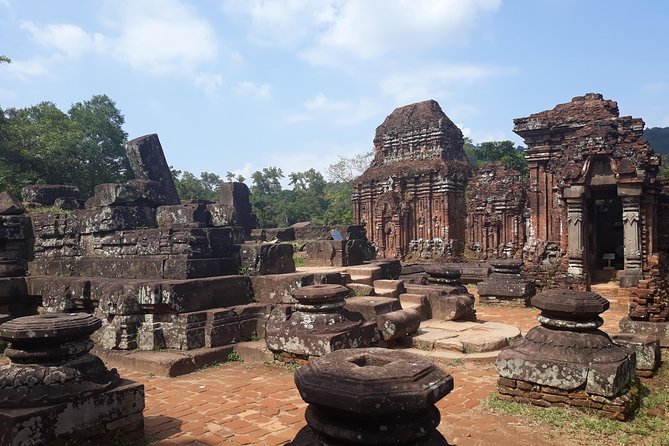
[225,171,245,183]
[659,156,669,179]
[326,152,372,183]
[250,167,285,227]
[288,169,327,223]
[0,95,130,197]
[1,102,82,195]
[467,140,527,176]
[463,136,479,164]
[68,95,130,195]
[171,168,221,201]
[320,182,354,225]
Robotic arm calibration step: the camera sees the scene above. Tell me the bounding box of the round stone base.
[290,426,451,445]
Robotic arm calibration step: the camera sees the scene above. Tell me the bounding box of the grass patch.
[26,206,73,215]
[285,363,300,372]
[226,351,242,362]
[201,360,222,369]
[483,363,669,446]
[294,255,306,268]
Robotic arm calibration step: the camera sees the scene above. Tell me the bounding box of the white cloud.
[224,0,501,68]
[222,0,339,48]
[20,21,103,58]
[108,0,219,76]
[286,93,381,125]
[234,81,272,99]
[644,82,667,93]
[3,57,52,79]
[193,72,225,96]
[300,0,501,66]
[380,63,516,104]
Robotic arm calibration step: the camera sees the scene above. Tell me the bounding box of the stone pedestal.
[0,313,144,444]
[411,264,475,321]
[290,347,453,445]
[477,260,535,307]
[265,284,378,357]
[496,290,638,420]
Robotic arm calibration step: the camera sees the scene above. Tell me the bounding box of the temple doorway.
[588,186,624,283]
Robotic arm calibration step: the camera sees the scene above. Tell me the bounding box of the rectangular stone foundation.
[497,377,639,421]
[0,380,145,446]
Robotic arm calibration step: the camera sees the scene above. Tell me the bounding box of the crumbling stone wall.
[352,100,471,259]
[465,163,526,260]
[16,134,294,350]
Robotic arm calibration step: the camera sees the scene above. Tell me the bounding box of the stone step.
[234,340,275,364]
[95,345,235,377]
[346,265,382,286]
[399,293,430,321]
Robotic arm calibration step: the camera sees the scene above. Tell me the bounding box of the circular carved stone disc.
[0,313,102,342]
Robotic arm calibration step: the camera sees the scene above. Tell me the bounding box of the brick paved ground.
[114,293,631,446]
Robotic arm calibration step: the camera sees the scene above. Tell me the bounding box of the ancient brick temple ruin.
[352,100,471,260]
[465,163,526,260]
[514,93,663,289]
[356,95,668,297]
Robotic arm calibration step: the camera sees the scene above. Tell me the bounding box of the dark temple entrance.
[588,186,624,283]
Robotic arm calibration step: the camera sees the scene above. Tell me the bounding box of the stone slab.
[343,296,401,321]
[0,379,144,446]
[345,265,382,286]
[610,332,662,373]
[619,317,669,347]
[251,272,315,304]
[234,340,275,364]
[95,346,235,377]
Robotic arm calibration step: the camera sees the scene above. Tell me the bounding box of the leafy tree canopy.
[326,152,372,183]
[465,139,528,176]
[171,169,221,202]
[643,127,669,155]
[0,95,129,196]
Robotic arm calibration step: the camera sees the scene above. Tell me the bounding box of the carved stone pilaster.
[565,191,586,284]
[621,195,642,287]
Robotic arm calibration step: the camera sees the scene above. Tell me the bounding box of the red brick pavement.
[114,298,631,446]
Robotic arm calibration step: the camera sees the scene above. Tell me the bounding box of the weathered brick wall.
[465,163,526,260]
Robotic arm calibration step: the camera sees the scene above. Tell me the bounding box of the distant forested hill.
[643,127,669,155]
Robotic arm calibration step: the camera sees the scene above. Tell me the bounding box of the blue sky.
[1,0,668,184]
